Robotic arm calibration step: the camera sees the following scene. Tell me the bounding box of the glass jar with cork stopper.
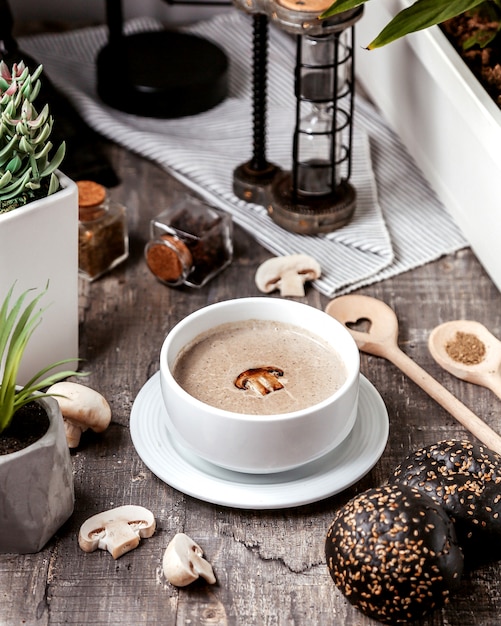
[77,181,129,281]
[144,194,233,288]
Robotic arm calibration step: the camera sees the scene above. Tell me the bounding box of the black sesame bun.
[325,484,464,625]
[390,439,501,566]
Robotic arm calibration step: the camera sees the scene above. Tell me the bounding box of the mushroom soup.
[172,319,347,414]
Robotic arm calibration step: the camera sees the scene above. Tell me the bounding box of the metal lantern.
[233,0,363,234]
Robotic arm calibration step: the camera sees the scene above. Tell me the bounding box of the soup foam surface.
[172,319,347,415]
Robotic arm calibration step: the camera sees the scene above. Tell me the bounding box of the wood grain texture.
[2,143,501,625]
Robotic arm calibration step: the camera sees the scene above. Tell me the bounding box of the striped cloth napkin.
[20,11,467,296]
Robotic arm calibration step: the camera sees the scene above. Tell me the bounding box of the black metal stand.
[233,14,280,205]
[96,0,229,118]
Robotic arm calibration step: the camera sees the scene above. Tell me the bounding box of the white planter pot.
[355,0,501,291]
[0,172,79,384]
[0,395,74,554]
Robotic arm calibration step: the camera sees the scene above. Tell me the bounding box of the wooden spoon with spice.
[428,320,501,400]
[326,295,501,455]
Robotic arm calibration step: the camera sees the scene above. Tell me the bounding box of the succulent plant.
[0,61,65,212]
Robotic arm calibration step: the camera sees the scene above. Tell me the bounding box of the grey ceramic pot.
[0,395,75,553]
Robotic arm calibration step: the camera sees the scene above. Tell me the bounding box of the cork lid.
[77,180,107,208]
[276,0,333,12]
[145,235,193,286]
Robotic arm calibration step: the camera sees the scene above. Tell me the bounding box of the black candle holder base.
[233,161,281,206]
[96,31,228,118]
[268,171,356,234]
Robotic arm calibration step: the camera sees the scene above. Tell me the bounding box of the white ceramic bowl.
[159,297,360,473]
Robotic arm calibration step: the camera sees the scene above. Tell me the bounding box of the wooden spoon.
[325,294,501,455]
[429,320,501,400]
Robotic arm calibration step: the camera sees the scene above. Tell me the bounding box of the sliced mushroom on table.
[162,533,216,587]
[78,505,156,559]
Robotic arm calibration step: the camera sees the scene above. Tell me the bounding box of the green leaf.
[0,134,18,161]
[0,170,32,200]
[33,142,51,162]
[463,21,501,48]
[32,122,52,147]
[0,283,19,362]
[21,99,35,122]
[0,170,12,189]
[47,172,60,195]
[31,65,44,83]
[367,0,488,49]
[17,66,29,83]
[0,284,41,431]
[321,0,494,48]
[21,361,86,395]
[20,77,33,100]
[4,99,16,117]
[25,180,41,191]
[19,135,34,155]
[5,155,22,174]
[28,79,41,103]
[40,141,65,177]
[16,122,30,136]
[28,104,49,131]
[320,0,368,19]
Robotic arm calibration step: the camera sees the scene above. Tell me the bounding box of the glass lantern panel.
[297,101,334,196]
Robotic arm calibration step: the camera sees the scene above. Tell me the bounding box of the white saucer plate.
[130,373,389,509]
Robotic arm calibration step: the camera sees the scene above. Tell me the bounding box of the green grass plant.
[0,282,82,434]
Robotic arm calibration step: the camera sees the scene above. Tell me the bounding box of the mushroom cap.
[79,505,156,560]
[255,254,321,297]
[234,366,284,395]
[47,381,112,447]
[163,533,216,587]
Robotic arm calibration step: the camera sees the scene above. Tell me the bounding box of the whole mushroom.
[79,505,156,559]
[255,254,321,297]
[47,381,111,448]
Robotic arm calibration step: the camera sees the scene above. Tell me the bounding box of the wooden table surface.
[3,140,501,625]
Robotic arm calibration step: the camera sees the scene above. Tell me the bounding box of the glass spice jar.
[77,181,129,281]
[145,195,233,288]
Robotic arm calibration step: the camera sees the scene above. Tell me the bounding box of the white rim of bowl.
[160,297,360,422]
